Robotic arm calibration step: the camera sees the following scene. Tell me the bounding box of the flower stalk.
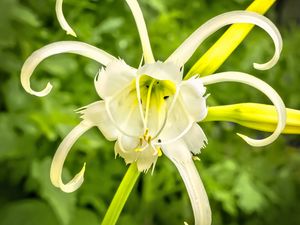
[101,163,140,225]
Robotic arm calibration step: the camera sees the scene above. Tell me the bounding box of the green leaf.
[0,199,61,225]
[69,208,100,225]
[233,172,265,214]
[30,158,77,225]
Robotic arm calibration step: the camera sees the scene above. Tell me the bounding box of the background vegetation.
[0,0,299,225]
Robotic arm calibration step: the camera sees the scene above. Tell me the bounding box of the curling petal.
[162,138,211,225]
[125,0,155,63]
[55,0,77,37]
[21,41,116,97]
[166,11,282,70]
[201,72,286,147]
[50,122,92,193]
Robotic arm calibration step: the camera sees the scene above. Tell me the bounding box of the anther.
[144,129,149,136]
[163,96,169,100]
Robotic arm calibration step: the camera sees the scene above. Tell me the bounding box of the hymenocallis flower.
[20,0,286,225]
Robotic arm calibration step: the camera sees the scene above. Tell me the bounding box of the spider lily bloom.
[20,0,286,225]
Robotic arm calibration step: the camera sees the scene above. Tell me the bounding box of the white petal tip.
[66,29,77,37]
[253,54,280,71]
[253,62,272,71]
[184,222,189,225]
[236,133,270,147]
[28,82,53,97]
[192,156,201,161]
[60,162,86,193]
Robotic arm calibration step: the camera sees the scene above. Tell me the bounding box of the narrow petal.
[94,59,136,99]
[50,121,92,193]
[77,101,119,141]
[180,77,208,122]
[125,0,155,63]
[21,41,116,97]
[201,72,286,147]
[166,11,282,70]
[162,140,211,225]
[55,0,77,37]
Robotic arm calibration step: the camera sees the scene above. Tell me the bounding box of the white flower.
[20,0,286,225]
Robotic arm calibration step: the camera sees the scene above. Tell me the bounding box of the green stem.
[101,163,141,225]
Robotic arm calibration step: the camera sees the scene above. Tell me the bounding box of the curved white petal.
[56,0,77,37]
[94,59,136,99]
[166,11,282,70]
[162,140,211,225]
[180,77,208,122]
[76,101,119,141]
[201,72,286,147]
[137,61,182,83]
[50,122,92,193]
[125,0,155,63]
[21,41,116,97]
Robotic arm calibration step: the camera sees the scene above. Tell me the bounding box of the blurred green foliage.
[0,0,299,225]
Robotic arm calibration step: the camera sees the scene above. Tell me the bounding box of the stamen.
[135,75,146,128]
[144,79,156,127]
[105,98,140,138]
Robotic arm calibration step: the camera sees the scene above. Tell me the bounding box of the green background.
[0,0,299,225]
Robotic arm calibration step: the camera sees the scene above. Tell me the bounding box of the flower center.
[137,75,176,138]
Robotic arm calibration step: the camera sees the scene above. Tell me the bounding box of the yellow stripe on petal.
[203,103,300,134]
[186,0,276,78]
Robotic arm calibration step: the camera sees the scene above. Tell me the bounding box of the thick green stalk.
[101,163,140,225]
